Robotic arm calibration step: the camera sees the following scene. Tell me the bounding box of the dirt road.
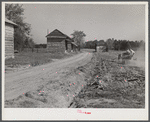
[5,51,93,107]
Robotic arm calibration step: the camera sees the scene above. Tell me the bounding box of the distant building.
[96,40,106,51]
[5,18,18,59]
[46,29,78,53]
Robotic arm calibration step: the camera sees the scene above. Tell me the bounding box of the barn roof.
[5,18,18,27]
[65,35,77,43]
[66,36,78,46]
[65,39,78,47]
[97,41,106,46]
[46,29,67,38]
[46,29,78,47]
[65,39,72,42]
[71,42,78,47]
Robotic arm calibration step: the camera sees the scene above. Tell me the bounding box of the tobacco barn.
[5,18,18,59]
[46,29,78,53]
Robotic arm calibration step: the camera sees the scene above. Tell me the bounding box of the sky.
[22,3,145,44]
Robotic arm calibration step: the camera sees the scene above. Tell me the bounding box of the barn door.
[65,40,68,50]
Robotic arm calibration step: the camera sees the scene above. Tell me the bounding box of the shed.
[96,40,106,51]
[46,29,78,53]
[5,18,18,59]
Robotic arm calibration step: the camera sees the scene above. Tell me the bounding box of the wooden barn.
[46,29,78,53]
[5,18,17,59]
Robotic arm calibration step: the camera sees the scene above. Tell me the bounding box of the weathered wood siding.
[67,43,71,52]
[73,45,77,51]
[47,38,66,53]
[5,23,14,59]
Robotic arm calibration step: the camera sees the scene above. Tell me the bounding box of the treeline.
[83,40,106,49]
[112,40,145,50]
[83,38,145,51]
[34,44,47,48]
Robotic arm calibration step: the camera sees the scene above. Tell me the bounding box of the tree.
[105,43,108,52]
[127,41,131,49]
[99,40,105,44]
[113,39,118,50]
[5,4,33,51]
[93,40,98,44]
[71,30,86,51]
[106,38,115,50]
[118,40,121,50]
[28,38,35,52]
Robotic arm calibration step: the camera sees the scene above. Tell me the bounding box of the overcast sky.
[22,3,145,44]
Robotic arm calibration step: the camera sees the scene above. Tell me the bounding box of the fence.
[22,48,47,53]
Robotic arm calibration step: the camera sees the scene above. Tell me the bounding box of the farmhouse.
[5,18,18,59]
[46,29,78,53]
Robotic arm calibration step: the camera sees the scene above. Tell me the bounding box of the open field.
[4,49,145,108]
[70,50,145,108]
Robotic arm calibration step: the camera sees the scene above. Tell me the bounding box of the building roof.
[97,40,106,46]
[46,29,68,38]
[5,18,18,27]
[46,29,78,47]
[65,39,72,42]
[65,39,78,47]
[71,42,78,47]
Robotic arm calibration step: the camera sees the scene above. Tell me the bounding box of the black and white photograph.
[2,1,148,120]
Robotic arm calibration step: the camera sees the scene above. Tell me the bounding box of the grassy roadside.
[5,50,80,68]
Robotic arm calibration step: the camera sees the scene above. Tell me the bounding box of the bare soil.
[70,50,145,108]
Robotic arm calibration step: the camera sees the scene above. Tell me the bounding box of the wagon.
[118,52,134,64]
